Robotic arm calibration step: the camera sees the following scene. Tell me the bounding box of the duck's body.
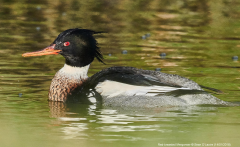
[49,65,228,106]
[22,28,231,107]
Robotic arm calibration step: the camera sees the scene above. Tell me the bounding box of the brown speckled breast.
[48,72,86,102]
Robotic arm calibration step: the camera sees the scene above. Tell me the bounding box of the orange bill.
[22,44,61,57]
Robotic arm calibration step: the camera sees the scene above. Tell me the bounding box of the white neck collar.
[58,64,90,80]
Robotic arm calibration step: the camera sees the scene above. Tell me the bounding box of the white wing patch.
[95,80,191,98]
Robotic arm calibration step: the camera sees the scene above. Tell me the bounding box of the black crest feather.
[54,28,105,65]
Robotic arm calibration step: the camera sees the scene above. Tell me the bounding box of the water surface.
[0,0,240,147]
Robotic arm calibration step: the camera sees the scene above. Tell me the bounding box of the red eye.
[64,42,70,46]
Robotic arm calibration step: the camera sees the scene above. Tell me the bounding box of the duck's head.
[22,28,104,67]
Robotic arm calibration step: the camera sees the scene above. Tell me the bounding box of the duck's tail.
[200,85,223,94]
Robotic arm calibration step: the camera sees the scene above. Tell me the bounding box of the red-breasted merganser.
[22,28,231,107]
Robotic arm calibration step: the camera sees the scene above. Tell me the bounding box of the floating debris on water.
[36,6,41,10]
[18,93,22,97]
[141,33,151,40]
[122,50,128,54]
[146,33,150,37]
[232,56,238,61]
[160,53,166,59]
[36,27,41,31]
[142,35,146,40]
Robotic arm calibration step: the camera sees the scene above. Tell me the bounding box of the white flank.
[95,80,191,98]
[58,64,90,80]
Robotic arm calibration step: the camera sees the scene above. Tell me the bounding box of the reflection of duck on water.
[23,28,234,107]
[48,101,224,140]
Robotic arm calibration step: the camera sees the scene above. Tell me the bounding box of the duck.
[22,28,231,107]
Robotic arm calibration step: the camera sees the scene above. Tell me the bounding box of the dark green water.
[1,0,240,147]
